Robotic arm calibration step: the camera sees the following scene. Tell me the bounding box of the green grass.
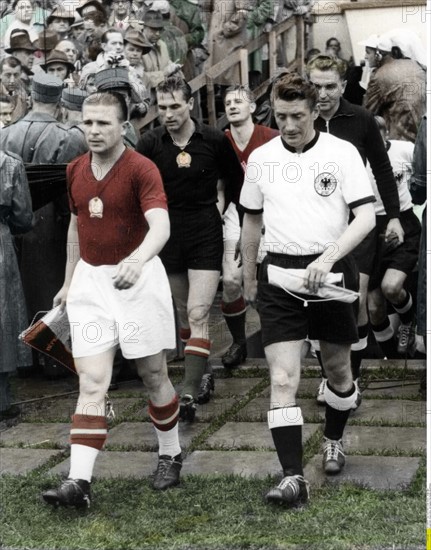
[0,466,425,550]
[3,368,425,549]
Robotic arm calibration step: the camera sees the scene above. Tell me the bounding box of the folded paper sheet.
[267,265,360,304]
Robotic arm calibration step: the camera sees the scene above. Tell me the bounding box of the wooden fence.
[136,15,305,132]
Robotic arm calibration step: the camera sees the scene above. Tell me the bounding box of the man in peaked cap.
[61,86,88,126]
[0,71,87,375]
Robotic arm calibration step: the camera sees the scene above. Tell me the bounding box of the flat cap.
[94,67,131,92]
[62,87,88,111]
[31,71,63,103]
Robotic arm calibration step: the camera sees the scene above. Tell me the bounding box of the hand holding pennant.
[19,306,76,374]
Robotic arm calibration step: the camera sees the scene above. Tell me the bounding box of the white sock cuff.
[394,294,413,315]
[373,324,394,342]
[324,384,357,411]
[267,407,303,429]
[351,335,368,351]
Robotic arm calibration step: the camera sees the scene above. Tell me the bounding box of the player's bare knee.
[382,281,404,303]
[188,304,210,327]
[78,382,108,413]
[222,277,242,302]
[270,369,298,396]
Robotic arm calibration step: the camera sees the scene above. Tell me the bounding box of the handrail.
[136,15,305,132]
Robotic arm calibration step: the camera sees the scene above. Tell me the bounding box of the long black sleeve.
[364,114,400,218]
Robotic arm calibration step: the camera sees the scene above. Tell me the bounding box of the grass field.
[0,464,425,550]
[1,365,426,550]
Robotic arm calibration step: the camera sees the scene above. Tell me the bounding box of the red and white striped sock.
[149,395,181,457]
[68,413,108,482]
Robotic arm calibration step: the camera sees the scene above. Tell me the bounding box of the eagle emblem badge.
[314,173,337,196]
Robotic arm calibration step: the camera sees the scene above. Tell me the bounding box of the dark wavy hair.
[156,75,192,102]
[271,71,318,111]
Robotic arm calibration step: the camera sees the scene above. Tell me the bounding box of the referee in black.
[137,76,243,422]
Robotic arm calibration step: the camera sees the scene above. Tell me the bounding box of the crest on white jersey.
[314,173,337,196]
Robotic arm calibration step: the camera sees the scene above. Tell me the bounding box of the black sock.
[324,382,355,440]
[393,292,414,324]
[371,317,398,358]
[268,407,303,476]
[271,426,303,477]
[222,297,247,345]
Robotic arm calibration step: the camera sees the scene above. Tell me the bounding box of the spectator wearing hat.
[123,28,152,85]
[0,0,47,49]
[0,56,28,122]
[31,30,59,73]
[61,86,88,126]
[142,10,182,93]
[76,0,107,19]
[42,49,76,82]
[70,15,85,41]
[358,34,380,91]
[108,0,136,31]
[0,72,87,375]
[4,28,36,93]
[5,28,36,71]
[364,31,426,143]
[47,6,76,41]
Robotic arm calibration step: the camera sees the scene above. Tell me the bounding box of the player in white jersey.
[366,116,421,358]
[240,73,376,507]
